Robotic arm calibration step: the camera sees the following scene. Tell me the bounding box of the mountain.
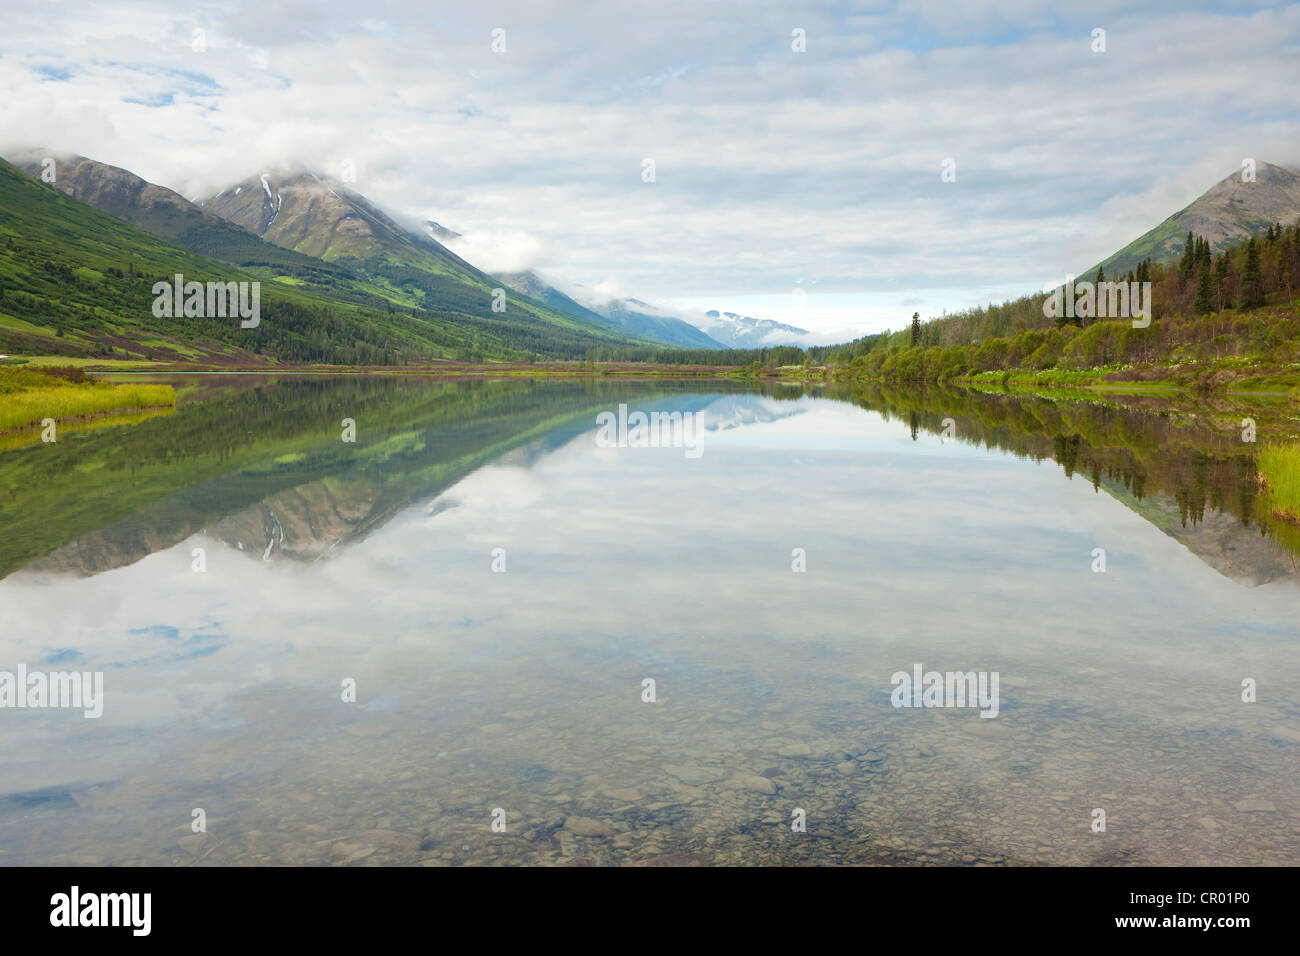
[0,155,495,364]
[493,271,730,348]
[200,169,654,356]
[493,271,623,332]
[0,156,651,364]
[1092,161,1300,277]
[409,223,722,348]
[7,152,339,278]
[424,220,461,243]
[202,170,462,264]
[581,296,724,349]
[689,310,811,348]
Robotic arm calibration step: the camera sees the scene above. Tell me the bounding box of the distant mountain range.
[690,310,812,348]
[1090,161,1300,277]
[492,278,811,350]
[585,296,725,349]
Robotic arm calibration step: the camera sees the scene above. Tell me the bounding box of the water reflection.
[834,384,1299,585]
[0,379,1296,866]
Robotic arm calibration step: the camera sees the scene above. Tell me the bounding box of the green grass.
[1256,442,1300,524]
[0,366,173,432]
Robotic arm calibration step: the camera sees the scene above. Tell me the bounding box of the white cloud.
[443,230,547,274]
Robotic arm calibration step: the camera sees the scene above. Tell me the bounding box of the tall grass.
[0,367,174,433]
[1256,442,1300,524]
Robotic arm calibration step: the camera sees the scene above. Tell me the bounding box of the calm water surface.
[1,377,1297,865]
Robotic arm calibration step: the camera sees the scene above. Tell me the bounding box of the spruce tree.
[1239,237,1265,309]
[1178,231,1196,283]
[1194,261,1215,315]
[1213,254,1230,311]
[910,312,920,347]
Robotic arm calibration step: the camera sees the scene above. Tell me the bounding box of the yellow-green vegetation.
[0,365,174,433]
[1256,442,1300,525]
[0,407,173,452]
[17,355,168,369]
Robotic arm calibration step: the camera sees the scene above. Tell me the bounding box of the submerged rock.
[663,764,724,785]
[563,816,614,836]
[356,829,420,851]
[604,788,643,802]
[729,773,776,794]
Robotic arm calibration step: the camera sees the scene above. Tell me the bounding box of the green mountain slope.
[200,169,657,353]
[8,152,342,279]
[0,158,654,363]
[1089,161,1300,277]
[494,270,623,330]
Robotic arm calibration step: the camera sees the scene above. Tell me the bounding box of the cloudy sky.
[2,1,1298,338]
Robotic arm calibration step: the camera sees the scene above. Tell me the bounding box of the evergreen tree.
[1178,231,1196,283]
[1194,260,1215,315]
[1213,254,1230,311]
[1239,237,1265,309]
[910,312,920,347]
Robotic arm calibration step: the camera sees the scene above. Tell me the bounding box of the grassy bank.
[1256,443,1300,526]
[0,365,174,433]
[15,348,1300,399]
[826,356,1300,396]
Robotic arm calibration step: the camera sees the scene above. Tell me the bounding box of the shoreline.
[5,353,1297,399]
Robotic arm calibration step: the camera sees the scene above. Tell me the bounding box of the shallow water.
[1,378,1297,865]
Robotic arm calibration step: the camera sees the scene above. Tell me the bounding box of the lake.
[1,375,1297,865]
